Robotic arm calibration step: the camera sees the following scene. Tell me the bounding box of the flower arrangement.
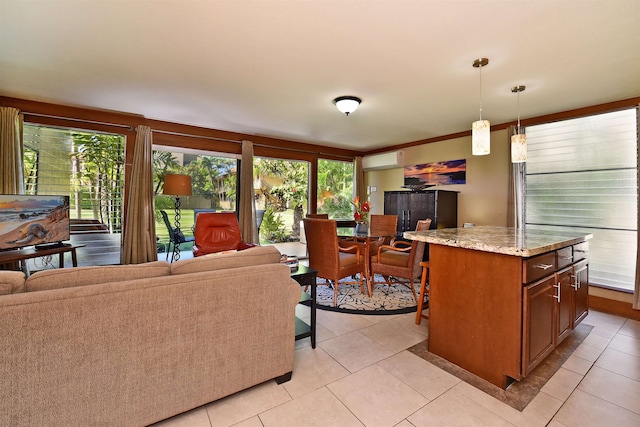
[352,196,370,223]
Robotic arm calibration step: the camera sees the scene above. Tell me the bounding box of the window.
[253,157,309,243]
[525,109,638,291]
[153,147,238,256]
[317,159,354,219]
[23,124,125,266]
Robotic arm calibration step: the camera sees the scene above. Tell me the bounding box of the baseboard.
[590,296,640,321]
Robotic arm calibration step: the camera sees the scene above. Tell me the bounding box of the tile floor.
[154,308,640,427]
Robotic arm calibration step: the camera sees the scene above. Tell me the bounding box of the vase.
[355,222,369,236]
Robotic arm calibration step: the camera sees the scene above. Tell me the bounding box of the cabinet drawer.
[556,246,574,269]
[573,242,589,262]
[523,252,556,284]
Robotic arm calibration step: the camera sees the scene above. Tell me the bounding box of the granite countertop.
[404,226,593,257]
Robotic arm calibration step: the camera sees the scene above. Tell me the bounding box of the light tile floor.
[154,308,640,427]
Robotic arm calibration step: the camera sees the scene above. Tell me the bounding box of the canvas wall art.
[403,159,466,188]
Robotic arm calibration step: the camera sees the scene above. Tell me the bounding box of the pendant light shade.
[511,85,527,163]
[472,119,491,156]
[333,96,361,115]
[472,58,490,156]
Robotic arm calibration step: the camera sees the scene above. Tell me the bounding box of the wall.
[366,128,511,227]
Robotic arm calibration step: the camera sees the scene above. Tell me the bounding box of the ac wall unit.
[362,150,405,171]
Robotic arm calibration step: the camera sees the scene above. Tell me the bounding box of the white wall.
[365,128,511,227]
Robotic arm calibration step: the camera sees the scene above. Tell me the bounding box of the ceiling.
[1,1,639,153]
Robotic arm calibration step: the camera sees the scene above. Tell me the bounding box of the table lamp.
[163,173,192,261]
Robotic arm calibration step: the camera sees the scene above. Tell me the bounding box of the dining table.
[338,228,397,297]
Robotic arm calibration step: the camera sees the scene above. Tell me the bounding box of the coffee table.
[290,264,317,348]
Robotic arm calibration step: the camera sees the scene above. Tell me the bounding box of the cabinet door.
[384,192,405,235]
[573,260,589,326]
[556,267,573,344]
[523,275,556,376]
[407,192,434,231]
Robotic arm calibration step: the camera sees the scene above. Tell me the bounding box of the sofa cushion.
[171,245,281,275]
[0,271,26,295]
[25,261,171,292]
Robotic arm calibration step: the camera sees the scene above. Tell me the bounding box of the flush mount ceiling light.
[471,58,490,156]
[333,96,361,116]
[511,85,527,163]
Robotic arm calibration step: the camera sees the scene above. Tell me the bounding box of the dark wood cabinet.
[522,243,589,376]
[573,259,589,326]
[523,275,556,375]
[383,190,458,236]
[556,267,574,344]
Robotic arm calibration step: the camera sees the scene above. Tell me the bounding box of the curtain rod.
[23,112,134,131]
[152,128,355,160]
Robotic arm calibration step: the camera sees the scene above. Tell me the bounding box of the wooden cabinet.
[523,275,556,374]
[383,190,458,236]
[522,243,589,376]
[573,259,589,325]
[556,267,574,344]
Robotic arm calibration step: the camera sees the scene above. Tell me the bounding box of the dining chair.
[369,218,432,302]
[306,213,329,219]
[369,214,398,250]
[303,218,366,306]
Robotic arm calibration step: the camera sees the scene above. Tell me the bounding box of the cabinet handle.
[570,273,579,290]
[535,263,554,270]
[552,283,561,302]
[560,255,574,261]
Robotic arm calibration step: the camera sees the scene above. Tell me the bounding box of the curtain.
[239,140,257,244]
[0,107,25,194]
[354,156,366,204]
[634,105,639,310]
[121,125,157,264]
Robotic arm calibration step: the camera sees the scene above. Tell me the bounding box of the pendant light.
[511,85,526,163]
[472,58,490,155]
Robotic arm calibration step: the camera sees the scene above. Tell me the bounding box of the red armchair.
[192,212,256,257]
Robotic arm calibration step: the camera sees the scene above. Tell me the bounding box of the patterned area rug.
[307,275,422,315]
[407,323,593,411]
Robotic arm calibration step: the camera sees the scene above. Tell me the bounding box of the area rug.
[407,323,593,411]
[307,275,422,315]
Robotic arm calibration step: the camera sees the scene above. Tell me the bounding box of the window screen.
[525,109,638,291]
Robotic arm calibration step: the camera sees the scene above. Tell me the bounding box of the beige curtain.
[354,156,367,204]
[121,125,157,264]
[239,140,257,244]
[0,107,25,194]
[634,105,639,310]
[506,125,525,229]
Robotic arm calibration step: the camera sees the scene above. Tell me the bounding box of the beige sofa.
[0,246,301,426]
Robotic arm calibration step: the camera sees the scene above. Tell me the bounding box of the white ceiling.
[1,0,639,152]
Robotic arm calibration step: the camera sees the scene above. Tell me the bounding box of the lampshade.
[511,134,527,163]
[471,58,490,156]
[163,174,192,196]
[333,96,361,115]
[511,85,527,163]
[472,120,491,155]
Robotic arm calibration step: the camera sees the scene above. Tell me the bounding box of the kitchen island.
[404,226,592,389]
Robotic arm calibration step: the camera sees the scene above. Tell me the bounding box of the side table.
[290,264,317,348]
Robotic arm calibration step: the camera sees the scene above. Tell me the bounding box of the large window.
[153,147,238,256]
[317,159,354,219]
[525,109,638,291]
[254,157,309,243]
[23,124,125,266]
